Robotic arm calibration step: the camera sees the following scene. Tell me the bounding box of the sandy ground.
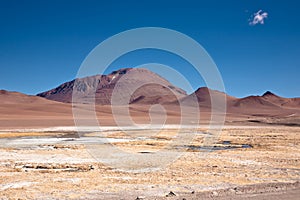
[0,125,299,199]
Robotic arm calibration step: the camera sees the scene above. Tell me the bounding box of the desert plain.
[0,124,299,199]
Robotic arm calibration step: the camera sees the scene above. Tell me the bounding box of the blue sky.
[0,0,299,97]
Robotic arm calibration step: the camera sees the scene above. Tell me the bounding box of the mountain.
[180,87,237,109]
[179,87,300,118]
[37,68,187,105]
[231,91,300,111]
[261,91,300,108]
[232,95,279,108]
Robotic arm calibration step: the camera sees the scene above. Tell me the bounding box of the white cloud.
[249,10,268,26]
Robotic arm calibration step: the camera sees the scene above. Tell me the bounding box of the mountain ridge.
[35,68,299,112]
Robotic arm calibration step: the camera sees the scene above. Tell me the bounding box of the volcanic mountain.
[37,68,187,105]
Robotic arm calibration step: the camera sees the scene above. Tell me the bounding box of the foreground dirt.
[0,126,299,199]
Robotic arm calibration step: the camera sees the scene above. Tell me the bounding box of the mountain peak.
[195,87,228,96]
[195,87,209,92]
[109,68,132,75]
[194,87,217,95]
[262,91,281,98]
[263,91,275,96]
[0,90,8,94]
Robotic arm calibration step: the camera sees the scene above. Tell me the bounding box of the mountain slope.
[0,90,71,114]
[0,90,56,104]
[0,90,75,128]
[232,95,279,108]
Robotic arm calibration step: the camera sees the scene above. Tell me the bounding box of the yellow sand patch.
[0,132,54,138]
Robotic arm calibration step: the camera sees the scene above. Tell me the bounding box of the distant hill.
[261,91,300,108]
[180,87,236,109]
[0,90,55,104]
[0,90,74,128]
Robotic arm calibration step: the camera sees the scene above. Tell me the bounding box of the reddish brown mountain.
[178,87,300,117]
[232,95,278,108]
[261,91,300,108]
[229,91,300,113]
[180,87,237,109]
[37,68,187,105]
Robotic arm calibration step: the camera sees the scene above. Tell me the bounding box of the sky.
[0,0,299,97]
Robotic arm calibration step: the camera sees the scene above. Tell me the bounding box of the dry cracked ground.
[0,126,299,199]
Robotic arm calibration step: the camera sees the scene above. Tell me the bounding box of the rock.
[166,191,176,197]
[229,188,236,193]
[212,191,218,196]
[23,164,34,168]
